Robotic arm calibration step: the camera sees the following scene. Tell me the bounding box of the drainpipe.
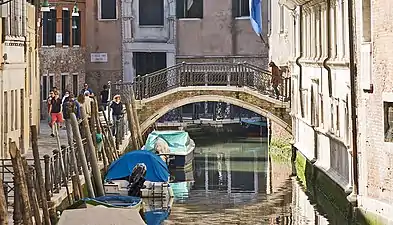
[295,5,304,117]
[347,0,358,206]
[323,0,332,97]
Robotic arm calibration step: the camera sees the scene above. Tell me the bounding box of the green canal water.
[154,138,349,225]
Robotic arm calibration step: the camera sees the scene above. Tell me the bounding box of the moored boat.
[67,195,143,211]
[143,130,196,168]
[103,150,174,198]
[240,117,268,137]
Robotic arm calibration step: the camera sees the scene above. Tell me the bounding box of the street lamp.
[71,4,79,17]
[41,0,49,12]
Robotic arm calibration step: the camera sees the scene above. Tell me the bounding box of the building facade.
[121,0,176,82]
[176,0,269,67]
[85,0,122,91]
[0,0,40,158]
[277,0,354,216]
[356,0,393,222]
[120,0,270,81]
[38,0,86,119]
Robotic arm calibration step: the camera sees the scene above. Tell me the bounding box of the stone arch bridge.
[113,62,292,134]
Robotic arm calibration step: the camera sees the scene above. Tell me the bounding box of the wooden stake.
[0,176,8,225]
[53,124,72,205]
[22,159,42,225]
[130,88,144,146]
[80,105,105,196]
[71,175,81,201]
[9,141,33,225]
[125,103,139,150]
[30,125,51,225]
[70,113,95,198]
[64,120,83,198]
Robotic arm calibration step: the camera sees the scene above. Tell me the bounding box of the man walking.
[49,91,63,137]
[269,61,282,99]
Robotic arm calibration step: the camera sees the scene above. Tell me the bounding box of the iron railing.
[112,62,291,102]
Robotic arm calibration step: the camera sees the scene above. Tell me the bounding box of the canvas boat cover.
[68,195,142,209]
[57,206,146,225]
[105,150,170,182]
[144,130,194,155]
[240,117,267,126]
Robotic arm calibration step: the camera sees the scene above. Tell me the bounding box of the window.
[61,74,67,95]
[319,93,324,127]
[384,101,393,142]
[42,9,56,46]
[100,0,117,19]
[279,5,284,33]
[176,0,203,19]
[235,0,249,17]
[362,0,371,42]
[73,74,78,95]
[139,0,164,26]
[72,12,81,46]
[4,92,7,132]
[11,90,14,131]
[42,76,48,100]
[62,9,71,46]
[49,75,54,90]
[133,52,167,76]
[300,89,308,119]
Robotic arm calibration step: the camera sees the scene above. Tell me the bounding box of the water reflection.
[144,138,345,225]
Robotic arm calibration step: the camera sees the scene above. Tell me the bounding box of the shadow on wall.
[292,146,355,224]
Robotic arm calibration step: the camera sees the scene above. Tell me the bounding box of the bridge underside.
[136,86,291,134]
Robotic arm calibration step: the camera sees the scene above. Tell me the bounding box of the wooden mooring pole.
[0,176,8,225]
[130,88,144,146]
[22,159,41,225]
[31,125,51,225]
[70,112,95,198]
[80,105,104,196]
[125,103,139,150]
[9,141,33,225]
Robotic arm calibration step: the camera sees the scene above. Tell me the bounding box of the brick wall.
[356,0,393,219]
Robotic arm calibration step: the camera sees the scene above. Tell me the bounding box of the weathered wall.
[356,0,393,222]
[176,0,269,60]
[85,0,122,92]
[268,0,294,66]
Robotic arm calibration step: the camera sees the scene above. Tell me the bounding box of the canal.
[144,137,350,225]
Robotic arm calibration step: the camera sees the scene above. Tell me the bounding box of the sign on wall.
[56,33,62,43]
[90,53,108,63]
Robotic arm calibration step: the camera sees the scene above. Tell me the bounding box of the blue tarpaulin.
[145,209,170,225]
[105,150,170,182]
[249,0,262,34]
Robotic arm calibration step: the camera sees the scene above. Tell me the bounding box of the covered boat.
[240,117,268,137]
[68,195,142,211]
[57,206,146,225]
[104,150,174,198]
[143,130,195,168]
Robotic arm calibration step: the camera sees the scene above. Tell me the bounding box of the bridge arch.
[139,94,292,134]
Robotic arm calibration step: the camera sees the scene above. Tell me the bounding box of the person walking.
[269,61,282,99]
[109,95,124,136]
[100,85,109,111]
[83,91,92,118]
[80,83,94,96]
[49,91,63,137]
[47,90,55,128]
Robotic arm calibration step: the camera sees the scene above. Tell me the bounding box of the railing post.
[44,154,52,201]
[52,150,60,193]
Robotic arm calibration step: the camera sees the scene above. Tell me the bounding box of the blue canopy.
[105,150,170,182]
[144,209,170,225]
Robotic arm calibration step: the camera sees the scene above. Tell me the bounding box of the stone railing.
[113,62,291,103]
